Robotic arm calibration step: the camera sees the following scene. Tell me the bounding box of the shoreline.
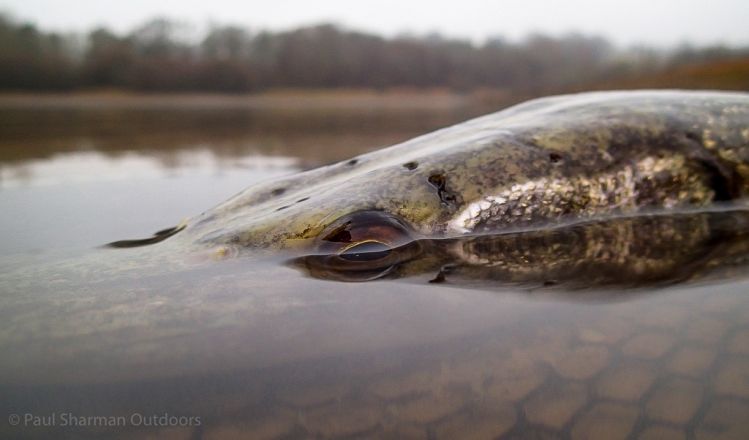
[0,88,517,111]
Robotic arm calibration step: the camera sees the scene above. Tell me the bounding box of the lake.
[1,93,748,439]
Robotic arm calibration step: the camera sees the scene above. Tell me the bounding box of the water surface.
[1,97,748,439]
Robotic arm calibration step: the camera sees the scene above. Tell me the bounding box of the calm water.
[1,97,748,439]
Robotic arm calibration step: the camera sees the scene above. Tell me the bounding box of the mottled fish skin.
[177,90,749,253]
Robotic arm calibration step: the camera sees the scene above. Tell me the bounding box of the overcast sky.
[1,0,747,47]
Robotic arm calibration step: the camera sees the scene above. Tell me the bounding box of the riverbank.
[0,88,519,111]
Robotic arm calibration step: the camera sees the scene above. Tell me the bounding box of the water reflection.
[0,151,297,254]
[0,150,297,189]
[0,94,491,168]
[295,207,749,292]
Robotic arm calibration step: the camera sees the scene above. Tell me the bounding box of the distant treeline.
[1,14,748,92]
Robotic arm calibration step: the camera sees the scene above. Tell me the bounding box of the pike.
[176,90,749,257]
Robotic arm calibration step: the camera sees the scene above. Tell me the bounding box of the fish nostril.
[549,152,563,164]
[296,197,310,203]
[403,161,418,170]
[428,172,459,206]
[428,173,445,187]
[685,132,701,143]
[347,159,358,166]
[271,187,286,196]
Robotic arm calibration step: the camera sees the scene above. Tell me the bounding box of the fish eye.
[295,210,422,281]
[316,210,413,255]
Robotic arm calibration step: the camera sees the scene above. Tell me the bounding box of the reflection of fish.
[295,208,749,290]
[171,90,749,258]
